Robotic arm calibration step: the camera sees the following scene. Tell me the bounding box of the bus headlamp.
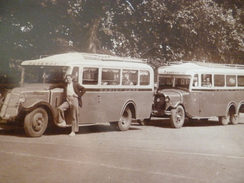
[165,96,170,102]
[19,93,27,103]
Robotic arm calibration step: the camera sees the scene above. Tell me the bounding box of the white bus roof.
[21,52,151,69]
[158,62,244,75]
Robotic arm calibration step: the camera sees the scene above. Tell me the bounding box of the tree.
[0,0,243,78]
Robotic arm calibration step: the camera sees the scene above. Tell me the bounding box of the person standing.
[49,74,86,136]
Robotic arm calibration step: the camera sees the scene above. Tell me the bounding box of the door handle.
[98,94,101,102]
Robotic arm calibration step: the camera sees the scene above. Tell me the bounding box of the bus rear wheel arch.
[24,107,48,137]
[219,105,239,125]
[230,105,239,125]
[170,105,185,128]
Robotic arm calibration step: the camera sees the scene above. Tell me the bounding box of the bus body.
[0,52,154,137]
[152,62,244,128]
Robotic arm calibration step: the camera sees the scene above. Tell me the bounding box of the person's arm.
[48,83,64,90]
[76,83,86,97]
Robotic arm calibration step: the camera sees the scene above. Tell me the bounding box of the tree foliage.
[0,0,243,76]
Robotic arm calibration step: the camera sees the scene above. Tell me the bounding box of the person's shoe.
[69,132,76,137]
[57,121,66,127]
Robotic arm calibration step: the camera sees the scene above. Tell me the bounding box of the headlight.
[19,93,27,103]
[165,96,170,102]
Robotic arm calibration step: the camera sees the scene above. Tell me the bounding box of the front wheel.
[170,105,185,128]
[24,107,48,137]
[117,107,132,131]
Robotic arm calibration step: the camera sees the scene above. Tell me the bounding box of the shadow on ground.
[143,117,244,129]
[0,122,142,137]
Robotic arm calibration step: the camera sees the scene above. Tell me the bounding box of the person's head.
[124,73,130,80]
[66,74,73,83]
[206,77,210,82]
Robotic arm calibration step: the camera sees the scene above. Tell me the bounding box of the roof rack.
[82,53,147,63]
[166,61,244,69]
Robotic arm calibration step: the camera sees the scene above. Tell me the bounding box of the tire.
[230,113,239,125]
[24,107,48,137]
[218,115,230,126]
[117,107,132,131]
[170,105,185,128]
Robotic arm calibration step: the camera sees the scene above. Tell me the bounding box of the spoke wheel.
[117,107,132,131]
[170,105,185,128]
[24,108,48,137]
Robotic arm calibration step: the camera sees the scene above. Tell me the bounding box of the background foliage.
[0,0,244,79]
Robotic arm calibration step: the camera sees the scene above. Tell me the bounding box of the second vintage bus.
[152,62,244,128]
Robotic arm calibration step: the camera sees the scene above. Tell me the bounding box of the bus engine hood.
[155,89,189,109]
[0,84,51,119]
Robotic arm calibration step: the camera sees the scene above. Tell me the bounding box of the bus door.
[79,67,102,124]
[199,74,215,117]
[187,75,201,117]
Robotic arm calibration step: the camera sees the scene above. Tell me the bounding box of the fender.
[225,101,237,115]
[120,99,136,119]
[237,100,244,114]
[19,101,56,121]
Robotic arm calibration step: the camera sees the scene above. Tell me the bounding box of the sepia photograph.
[0,0,244,182]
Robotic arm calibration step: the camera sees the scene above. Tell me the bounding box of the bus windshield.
[158,76,190,90]
[23,66,69,84]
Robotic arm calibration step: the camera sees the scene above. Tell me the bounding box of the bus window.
[102,68,120,85]
[122,70,138,85]
[214,75,225,87]
[158,77,173,89]
[82,67,98,85]
[226,75,236,87]
[238,76,244,87]
[201,74,212,87]
[24,66,68,84]
[140,70,150,85]
[72,67,79,82]
[175,78,190,89]
[192,74,198,87]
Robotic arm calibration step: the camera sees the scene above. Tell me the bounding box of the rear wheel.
[117,107,132,131]
[24,107,48,137]
[218,114,230,126]
[170,105,185,128]
[230,112,239,125]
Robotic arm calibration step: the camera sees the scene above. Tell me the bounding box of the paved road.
[0,116,244,183]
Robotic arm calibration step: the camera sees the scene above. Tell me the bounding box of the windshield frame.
[157,75,192,91]
[21,66,70,85]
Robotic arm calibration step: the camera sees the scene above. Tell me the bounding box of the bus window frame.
[226,75,237,87]
[82,67,99,86]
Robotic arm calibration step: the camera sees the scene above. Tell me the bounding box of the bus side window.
[72,67,79,82]
[201,74,212,87]
[140,70,150,85]
[237,76,244,87]
[192,74,198,87]
[214,75,225,87]
[226,75,236,87]
[82,67,98,85]
[122,70,138,85]
[102,68,120,85]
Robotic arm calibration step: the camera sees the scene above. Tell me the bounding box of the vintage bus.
[0,52,154,137]
[152,62,244,128]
